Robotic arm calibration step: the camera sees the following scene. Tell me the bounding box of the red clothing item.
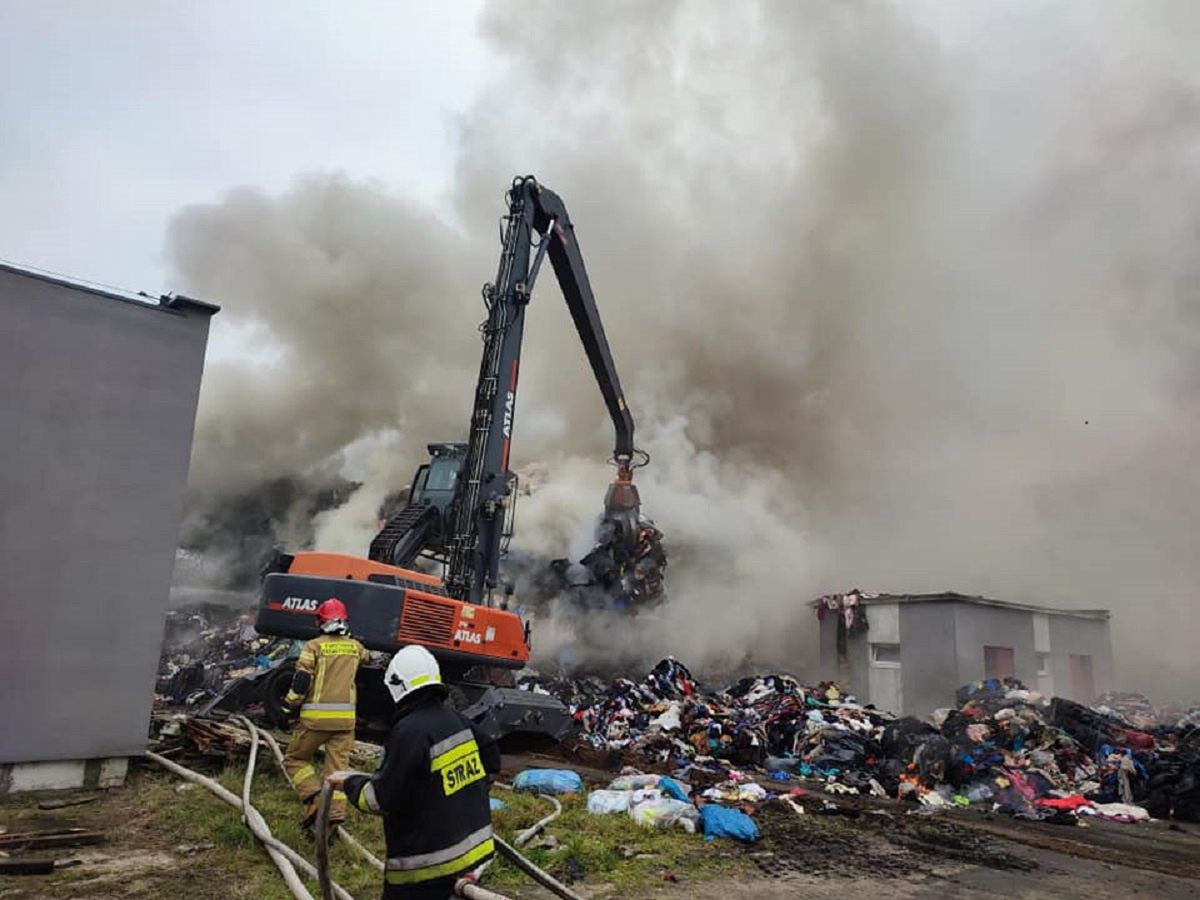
[1115,729,1156,750]
[1036,795,1092,811]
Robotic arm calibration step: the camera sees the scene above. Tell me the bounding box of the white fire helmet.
[384,645,444,704]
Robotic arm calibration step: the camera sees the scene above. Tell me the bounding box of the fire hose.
[307,775,585,900]
[469,783,586,900]
[240,717,385,872]
[237,716,312,899]
[151,720,583,900]
[236,715,513,900]
[144,749,354,900]
[311,781,510,900]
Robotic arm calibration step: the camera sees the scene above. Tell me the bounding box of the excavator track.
[368,504,439,567]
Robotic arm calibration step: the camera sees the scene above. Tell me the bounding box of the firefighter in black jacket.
[328,645,499,899]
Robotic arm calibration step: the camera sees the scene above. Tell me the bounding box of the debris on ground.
[37,795,100,811]
[513,768,585,795]
[698,805,758,842]
[149,713,252,761]
[520,658,1200,826]
[152,610,1199,837]
[155,603,293,708]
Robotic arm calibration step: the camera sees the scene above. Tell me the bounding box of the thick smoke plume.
[172,1,1200,696]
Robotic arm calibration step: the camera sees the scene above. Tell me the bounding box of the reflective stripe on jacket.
[284,634,369,731]
[344,694,500,888]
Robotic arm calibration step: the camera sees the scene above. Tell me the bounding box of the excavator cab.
[369,443,467,568]
[410,443,466,510]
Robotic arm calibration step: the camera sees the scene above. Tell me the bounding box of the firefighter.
[329,645,500,900]
[280,597,369,834]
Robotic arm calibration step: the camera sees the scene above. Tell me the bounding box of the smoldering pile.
[519,659,1200,823]
[155,603,291,707]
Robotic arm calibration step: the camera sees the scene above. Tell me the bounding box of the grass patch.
[487,790,751,895]
[147,764,388,900]
[0,765,752,899]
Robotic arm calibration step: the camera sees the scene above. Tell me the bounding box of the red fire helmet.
[316,597,349,625]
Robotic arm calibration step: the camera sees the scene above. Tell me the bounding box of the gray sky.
[0,2,487,300]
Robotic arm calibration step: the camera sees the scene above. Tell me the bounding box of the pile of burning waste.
[156,604,1199,825]
[155,603,291,707]
[527,516,668,614]
[519,660,1200,824]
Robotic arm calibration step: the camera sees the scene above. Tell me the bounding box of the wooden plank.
[0,829,105,851]
[0,858,55,875]
[37,795,100,811]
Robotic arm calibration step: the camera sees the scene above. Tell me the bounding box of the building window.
[871,643,902,667]
[984,645,1015,679]
[1036,653,1050,676]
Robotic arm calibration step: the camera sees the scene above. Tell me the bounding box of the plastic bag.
[587,790,632,814]
[629,798,700,833]
[699,804,759,842]
[609,773,662,791]
[490,797,507,811]
[964,782,995,803]
[513,768,583,795]
[651,702,682,732]
[630,787,662,805]
[658,776,690,801]
[702,781,768,803]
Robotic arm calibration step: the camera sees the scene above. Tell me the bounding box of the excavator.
[207,176,662,742]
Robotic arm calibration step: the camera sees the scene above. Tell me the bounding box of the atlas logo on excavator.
[502,390,515,439]
[279,596,320,612]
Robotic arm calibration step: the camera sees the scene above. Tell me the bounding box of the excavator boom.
[217,177,657,745]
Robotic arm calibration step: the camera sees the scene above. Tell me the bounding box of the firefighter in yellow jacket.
[281,597,369,833]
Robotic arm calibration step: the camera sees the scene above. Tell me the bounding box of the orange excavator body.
[256,551,530,671]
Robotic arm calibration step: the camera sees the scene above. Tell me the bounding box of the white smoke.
[172,1,1200,698]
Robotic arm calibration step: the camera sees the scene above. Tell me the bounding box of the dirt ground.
[2,754,1199,899]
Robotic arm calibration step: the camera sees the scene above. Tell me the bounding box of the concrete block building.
[0,263,217,793]
[816,591,1112,717]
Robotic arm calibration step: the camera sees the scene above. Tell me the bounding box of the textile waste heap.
[519,660,1200,825]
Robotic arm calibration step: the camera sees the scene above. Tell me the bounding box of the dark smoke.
[171,1,1200,697]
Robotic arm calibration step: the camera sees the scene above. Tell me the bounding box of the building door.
[984,646,1015,680]
[1036,653,1054,697]
[1070,654,1095,704]
[868,643,903,715]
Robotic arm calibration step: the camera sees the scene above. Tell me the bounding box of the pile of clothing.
[1094,691,1160,730]
[523,661,1200,825]
[156,604,290,706]
[520,658,859,774]
[825,678,1200,824]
